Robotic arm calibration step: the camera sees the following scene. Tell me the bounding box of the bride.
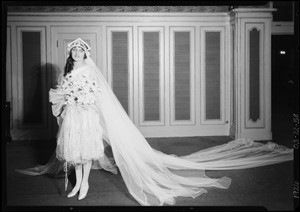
[16,38,293,206]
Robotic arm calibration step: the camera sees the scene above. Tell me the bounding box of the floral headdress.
[67,38,91,56]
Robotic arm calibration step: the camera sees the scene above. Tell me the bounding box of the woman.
[55,44,103,200]
[16,38,293,206]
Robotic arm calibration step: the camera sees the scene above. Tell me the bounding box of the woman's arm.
[49,87,66,117]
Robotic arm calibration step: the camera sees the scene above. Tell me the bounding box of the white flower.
[61,74,101,109]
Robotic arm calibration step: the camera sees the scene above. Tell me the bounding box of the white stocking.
[73,165,83,190]
[81,160,92,189]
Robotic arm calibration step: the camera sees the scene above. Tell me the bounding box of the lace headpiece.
[67,38,91,56]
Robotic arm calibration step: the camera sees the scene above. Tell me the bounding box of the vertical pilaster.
[230,8,276,140]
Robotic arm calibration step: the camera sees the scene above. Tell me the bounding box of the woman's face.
[71,46,85,62]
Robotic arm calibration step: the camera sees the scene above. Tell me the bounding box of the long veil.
[16,56,293,206]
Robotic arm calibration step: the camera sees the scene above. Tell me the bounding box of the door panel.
[106,27,134,120]
[169,27,195,126]
[11,27,50,140]
[138,27,165,126]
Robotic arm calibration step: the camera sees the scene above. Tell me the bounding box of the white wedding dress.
[55,66,107,166]
[16,56,294,206]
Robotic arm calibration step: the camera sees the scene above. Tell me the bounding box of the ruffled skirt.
[56,105,104,166]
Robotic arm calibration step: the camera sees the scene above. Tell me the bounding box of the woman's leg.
[67,165,83,198]
[78,160,92,200]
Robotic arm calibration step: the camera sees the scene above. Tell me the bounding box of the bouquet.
[60,74,101,109]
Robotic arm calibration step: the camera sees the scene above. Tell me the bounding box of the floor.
[4,135,294,211]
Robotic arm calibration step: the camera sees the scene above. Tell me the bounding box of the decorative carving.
[8,6,230,13]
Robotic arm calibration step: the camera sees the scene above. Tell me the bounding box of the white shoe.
[67,186,80,198]
[78,185,89,200]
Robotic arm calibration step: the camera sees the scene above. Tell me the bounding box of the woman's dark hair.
[64,52,74,77]
[63,48,87,76]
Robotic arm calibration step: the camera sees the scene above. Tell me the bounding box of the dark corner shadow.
[22,62,62,165]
